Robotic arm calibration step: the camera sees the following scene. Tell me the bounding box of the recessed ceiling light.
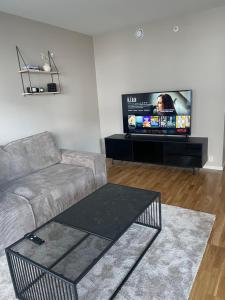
[135,28,144,39]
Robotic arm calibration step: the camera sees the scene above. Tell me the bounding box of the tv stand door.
[163,142,202,168]
[105,138,133,161]
[133,141,163,164]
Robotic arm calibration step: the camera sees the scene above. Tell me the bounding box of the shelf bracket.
[16,46,32,94]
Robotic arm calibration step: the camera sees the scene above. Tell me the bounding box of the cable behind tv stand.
[105,134,208,172]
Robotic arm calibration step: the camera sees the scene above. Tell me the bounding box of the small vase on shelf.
[43,63,51,72]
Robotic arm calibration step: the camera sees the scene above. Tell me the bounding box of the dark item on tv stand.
[105,134,208,174]
[5,183,161,300]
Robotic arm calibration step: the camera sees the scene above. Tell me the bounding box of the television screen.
[122,90,192,135]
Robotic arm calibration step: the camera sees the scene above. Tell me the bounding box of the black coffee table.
[6,183,161,300]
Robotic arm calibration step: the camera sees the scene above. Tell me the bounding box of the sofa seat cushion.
[1,164,96,227]
[3,132,61,182]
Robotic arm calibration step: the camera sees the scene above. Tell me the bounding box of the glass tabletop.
[12,221,111,282]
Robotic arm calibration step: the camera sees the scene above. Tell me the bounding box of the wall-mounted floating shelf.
[16,46,61,96]
[22,92,61,96]
[19,70,60,75]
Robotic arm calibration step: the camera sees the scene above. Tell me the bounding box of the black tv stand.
[125,133,190,141]
[105,134,208,172]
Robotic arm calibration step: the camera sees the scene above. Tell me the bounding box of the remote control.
[25,233,45,245]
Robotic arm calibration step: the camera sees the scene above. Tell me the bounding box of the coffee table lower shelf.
[6,186,161,300]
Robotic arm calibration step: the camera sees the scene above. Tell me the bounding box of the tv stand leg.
[192,168,200,175]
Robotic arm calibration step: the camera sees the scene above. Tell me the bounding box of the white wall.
[0,11,101,152]
[223,115,225,167]
[94,6,225,168]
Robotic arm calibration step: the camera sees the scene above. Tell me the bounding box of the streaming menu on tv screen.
[123,90,192,135]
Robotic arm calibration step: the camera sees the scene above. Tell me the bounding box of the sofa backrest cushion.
[3,132,61,181]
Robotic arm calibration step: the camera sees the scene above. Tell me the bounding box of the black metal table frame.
[6,195,161,300]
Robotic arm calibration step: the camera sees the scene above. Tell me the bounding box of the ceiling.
[0,0,224,35]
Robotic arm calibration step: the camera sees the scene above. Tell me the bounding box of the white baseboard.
[203,165,224,171]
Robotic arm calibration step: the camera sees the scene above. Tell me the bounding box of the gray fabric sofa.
[0,132,106,254]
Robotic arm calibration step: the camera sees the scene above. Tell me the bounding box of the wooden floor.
[107,161,225,300]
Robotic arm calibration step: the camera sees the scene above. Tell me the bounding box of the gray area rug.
[0,204,215,300]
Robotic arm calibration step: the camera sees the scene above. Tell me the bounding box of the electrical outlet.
[209,155,214,162]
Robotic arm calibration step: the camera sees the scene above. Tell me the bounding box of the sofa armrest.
[0,192,35,255]
[60,149,107,189]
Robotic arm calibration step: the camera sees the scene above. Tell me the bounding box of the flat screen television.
[122,90,192,136]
